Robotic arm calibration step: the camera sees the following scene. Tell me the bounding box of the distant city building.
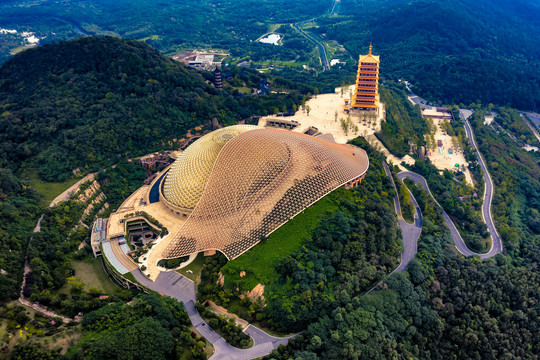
[214,67,222,89]
[188,54,214,68]
[350,44,380,113]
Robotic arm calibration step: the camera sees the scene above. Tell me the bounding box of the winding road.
[383,161,422,272]
[460,110,503,258]
[397,171,484,257]
[132,269,293,360]
[382,108,503,263]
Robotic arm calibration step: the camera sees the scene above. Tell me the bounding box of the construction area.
[172,49,229,70]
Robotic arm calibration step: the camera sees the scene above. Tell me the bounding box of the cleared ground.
[71,258,119,293]
[424,116,473,185]
[259,85,385,144]
[23,169,80,206]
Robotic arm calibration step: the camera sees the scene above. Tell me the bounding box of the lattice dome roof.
[161,128,369,260]
[162,125,260,209]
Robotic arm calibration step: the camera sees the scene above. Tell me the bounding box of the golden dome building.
[160,125,260,215]
[158,126,369,261]
[104,124,369,279]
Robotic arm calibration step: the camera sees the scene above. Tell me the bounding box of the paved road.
[330,0,340,15]
[382,161,422,272]
[521,111,540,129]
[398,170,501,259]
[460,111,503,257]
[293,21,329,71]
[131,269,293,360]
[520,112,540,143]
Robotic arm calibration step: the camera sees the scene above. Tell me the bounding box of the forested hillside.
[376,82,426,156]
[318,0,540,111]
[268,175,540,360]
[0,36,311,181]
[0,169,40,301]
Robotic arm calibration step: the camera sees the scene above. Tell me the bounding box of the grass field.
[22,169,80,206]
[177,253,206,283]
[221,191,341,291]
[71,258,119,293]
[232,86,253,95]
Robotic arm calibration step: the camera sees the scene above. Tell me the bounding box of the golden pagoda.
[350,44,380,112]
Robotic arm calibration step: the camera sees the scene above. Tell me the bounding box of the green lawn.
[234,86,253,95]
[177,253,206,283]
[71,258,119,293]
[22,169,80,206]
[221,192,340,291]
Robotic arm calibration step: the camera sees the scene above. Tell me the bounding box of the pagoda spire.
[369,43,372,56]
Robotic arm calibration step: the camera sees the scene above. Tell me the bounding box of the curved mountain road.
[398,170,501,259]
[461,110,503,257]
[383,161,422,272]
[132,269,293,360]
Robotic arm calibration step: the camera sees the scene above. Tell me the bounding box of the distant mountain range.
[1,0,539,112]
[320,0,540,110]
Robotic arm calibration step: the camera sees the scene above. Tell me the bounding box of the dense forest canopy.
[0,36,312,181]
[0,169,40,301]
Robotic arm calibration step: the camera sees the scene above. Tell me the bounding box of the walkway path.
[131,269,293,360]
[49,172,96,207]
[382,161,422,272]
[18,214,78,323]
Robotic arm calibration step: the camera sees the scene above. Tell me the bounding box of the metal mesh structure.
[162,125,260,209]
[161,128,369,260]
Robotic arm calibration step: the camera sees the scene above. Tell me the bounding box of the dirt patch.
[424,116,473,185]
